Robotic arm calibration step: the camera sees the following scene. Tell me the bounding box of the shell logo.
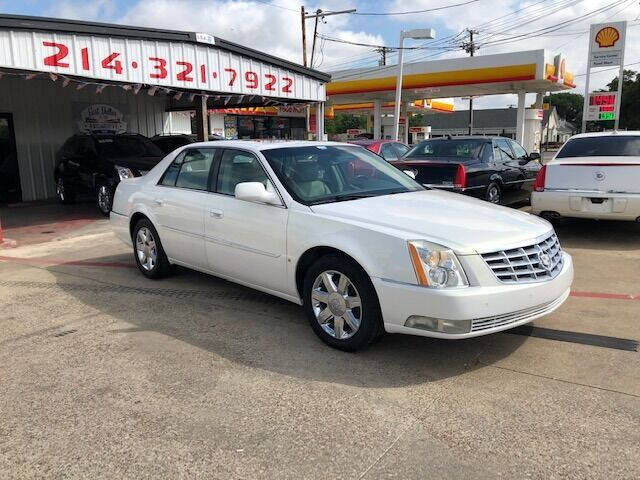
[595,27,620,48]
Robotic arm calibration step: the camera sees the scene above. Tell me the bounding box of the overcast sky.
[3,0,639,109]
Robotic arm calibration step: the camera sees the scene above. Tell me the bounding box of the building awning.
[327,50,574,104]
[0,14,330,103]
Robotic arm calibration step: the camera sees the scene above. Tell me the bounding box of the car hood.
[107,156,164,171]
[310,189,552,254]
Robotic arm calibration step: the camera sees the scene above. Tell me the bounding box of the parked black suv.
[54,133,164,215]
[393,136,541,205]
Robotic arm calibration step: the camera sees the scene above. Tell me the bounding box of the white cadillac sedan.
[111,141,573,351]
[531,131,640,221]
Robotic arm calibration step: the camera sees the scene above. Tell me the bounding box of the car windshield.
[556,136,640,158]
[406,139,486,158]
[261,145,423,205]
[97,136,163,159]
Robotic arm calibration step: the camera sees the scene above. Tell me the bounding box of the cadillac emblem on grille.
[539,253,551,271]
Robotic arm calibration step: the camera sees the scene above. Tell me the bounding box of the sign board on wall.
[585,92,618,121]
[0,29,326,101]
[589,22,627,67]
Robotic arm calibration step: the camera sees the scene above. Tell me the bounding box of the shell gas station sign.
[589,22,627,67]
[582,21,627,131]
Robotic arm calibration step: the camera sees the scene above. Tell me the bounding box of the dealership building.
[0,14,330,203]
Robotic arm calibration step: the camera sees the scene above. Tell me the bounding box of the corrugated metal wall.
[0,76,168,201]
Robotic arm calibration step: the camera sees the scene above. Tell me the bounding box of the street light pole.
[393,28,435,141]
[392,32,406,141]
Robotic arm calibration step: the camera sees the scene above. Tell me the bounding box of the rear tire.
[56,176,76,204]
[303,254,383,352]
[132,219,171,279]
[485,182,502,204]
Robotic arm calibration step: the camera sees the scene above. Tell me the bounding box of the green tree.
[409,113,425,127]
[543,92,584,125]
[606,70,640,130]
[325,114,366,134]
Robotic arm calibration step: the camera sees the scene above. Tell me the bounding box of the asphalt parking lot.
[1,202,639,479]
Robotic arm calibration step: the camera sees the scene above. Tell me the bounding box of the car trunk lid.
[545,156,640,193]
[394,158,471,187]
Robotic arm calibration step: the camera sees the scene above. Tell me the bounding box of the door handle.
[209,208,223,219]
[153,199,164,206]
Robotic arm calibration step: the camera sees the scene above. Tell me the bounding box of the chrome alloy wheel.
[487,184,501,204]
[311,270,362,340]
[56,177,65,201]
[97,185,112,213]
[136,227,158,271]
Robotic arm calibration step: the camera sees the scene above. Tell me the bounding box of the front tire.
[485,181,502,204]
[303,254,383,351]
[97,183,114,216]
[133,219,170,279]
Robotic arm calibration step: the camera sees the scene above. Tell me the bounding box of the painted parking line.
[507,325,639,352]
[570,290,639,301]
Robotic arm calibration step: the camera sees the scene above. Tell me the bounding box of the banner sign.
[0,29,325,101]
[78,104,127,133]
[589,22,627,67]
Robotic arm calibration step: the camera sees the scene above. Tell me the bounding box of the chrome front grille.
[481,233,563,284]
[471,293,568,332]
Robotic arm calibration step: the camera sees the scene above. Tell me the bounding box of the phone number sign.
[0,29,325,101]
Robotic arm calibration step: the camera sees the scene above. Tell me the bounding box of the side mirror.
[528,151,541,161]
[234,182,282,206]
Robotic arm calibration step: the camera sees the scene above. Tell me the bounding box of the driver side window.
[508,139,528,160]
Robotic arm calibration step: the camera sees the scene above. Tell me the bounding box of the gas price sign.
[585,92,617,121]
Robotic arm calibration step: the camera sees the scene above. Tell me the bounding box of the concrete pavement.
[0,212,639,479]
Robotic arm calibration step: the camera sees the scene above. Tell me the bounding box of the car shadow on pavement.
[551,217,640,251]
[46,255,527,389]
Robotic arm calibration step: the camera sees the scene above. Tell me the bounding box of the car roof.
[186,140,357,152]
[348,139,398,146]
[424,136,496,142]
[567,131,640,139]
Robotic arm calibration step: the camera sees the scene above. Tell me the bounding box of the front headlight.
[115,165,135,180]
[407,240,469,288]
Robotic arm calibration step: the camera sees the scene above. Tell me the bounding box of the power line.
[353,0,483,16]
[251,0,298,13]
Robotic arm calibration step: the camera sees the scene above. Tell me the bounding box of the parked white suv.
[531,131,640,221]
[111,141,573,351]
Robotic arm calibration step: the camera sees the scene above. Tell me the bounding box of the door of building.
[0,113,20,203]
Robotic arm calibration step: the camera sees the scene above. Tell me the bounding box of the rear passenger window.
[160,152,184,186]
[175,149,216,190]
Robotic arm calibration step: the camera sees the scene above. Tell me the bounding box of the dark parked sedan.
[54,133,164,215]
[392,136,541,205]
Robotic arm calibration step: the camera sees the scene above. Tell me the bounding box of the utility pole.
[463,28,478,135]
[376,47,391,66]
[301,8,356,68]
[310,9,321,67]
[300,6,307,67]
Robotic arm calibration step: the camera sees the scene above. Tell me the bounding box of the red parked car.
[348,140,410,161]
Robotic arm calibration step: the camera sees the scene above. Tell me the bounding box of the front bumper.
[531,190,640,221]
[374,252,573,339]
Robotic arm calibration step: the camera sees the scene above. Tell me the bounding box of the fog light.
[405,315,471,334]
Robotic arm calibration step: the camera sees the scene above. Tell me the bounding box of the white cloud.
[47,0,381,69]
